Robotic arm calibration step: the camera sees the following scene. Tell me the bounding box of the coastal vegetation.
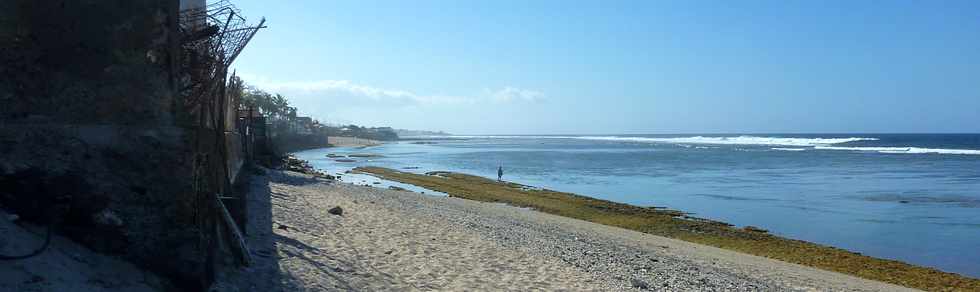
[231,76,399,142]
[354,166,980,291]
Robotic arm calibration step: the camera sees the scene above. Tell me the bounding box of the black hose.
[0,203,61,261]
[0,221,52,260]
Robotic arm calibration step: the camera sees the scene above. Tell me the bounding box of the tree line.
[230,75,398,141]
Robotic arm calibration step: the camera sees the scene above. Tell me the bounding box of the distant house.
[294,116,314,135]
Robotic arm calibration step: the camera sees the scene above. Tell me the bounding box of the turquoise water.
[295,134,980,277]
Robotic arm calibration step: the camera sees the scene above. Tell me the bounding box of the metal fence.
[177,1,264,286]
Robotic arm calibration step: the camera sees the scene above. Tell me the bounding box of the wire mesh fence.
[177,0,264,285]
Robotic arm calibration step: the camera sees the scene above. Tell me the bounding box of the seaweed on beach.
[354,166,980,291]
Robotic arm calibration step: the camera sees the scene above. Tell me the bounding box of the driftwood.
[214,192,251,267]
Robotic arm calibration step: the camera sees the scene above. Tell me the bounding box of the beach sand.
[216,169,919,291]
[326,136,382,147]
[0,211,168,292]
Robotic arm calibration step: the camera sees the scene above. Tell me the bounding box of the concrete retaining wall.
[0,1,227,290]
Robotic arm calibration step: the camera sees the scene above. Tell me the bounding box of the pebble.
[630,278,650,290]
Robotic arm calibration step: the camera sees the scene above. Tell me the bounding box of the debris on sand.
[328,206,343,216]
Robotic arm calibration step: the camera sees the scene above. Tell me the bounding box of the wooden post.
[214,192,252,267]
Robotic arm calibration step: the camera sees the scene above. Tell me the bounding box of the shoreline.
[326,136,383,147]
[273,136,383,156]
[353,166,980,291]
[220,169,921,291]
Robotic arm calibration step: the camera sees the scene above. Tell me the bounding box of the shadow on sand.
[222,168,366,290]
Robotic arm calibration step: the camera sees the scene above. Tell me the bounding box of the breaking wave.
[814,146,980,155]
[450,135,877,147]
[772,148,807,151]
[447,135,980,155]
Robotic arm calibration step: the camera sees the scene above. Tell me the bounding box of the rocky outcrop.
[284,155,335,180]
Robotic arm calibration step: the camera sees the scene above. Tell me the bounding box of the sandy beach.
[0,210,168,291]
[6,1,977,291]
[327,136,382,148]
[215,169,919,291]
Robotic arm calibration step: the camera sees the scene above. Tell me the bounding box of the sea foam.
[589,136,878,146]
[448,135,980,154]
[450,135,878,147]
[772,148,807,151]
[814,146,980,155]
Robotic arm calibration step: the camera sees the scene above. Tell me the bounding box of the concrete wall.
[0,1,219,289]
[1,0,178,125]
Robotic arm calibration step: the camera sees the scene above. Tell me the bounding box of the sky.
[231,0,980,135]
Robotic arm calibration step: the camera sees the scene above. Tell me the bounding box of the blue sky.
[231,0,980,135]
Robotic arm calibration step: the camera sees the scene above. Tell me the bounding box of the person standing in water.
[497,165,503,181]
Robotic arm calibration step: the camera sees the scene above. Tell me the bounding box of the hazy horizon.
[232,0,980,135]
[430,132,980,136]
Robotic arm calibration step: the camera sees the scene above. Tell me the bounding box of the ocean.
[294,134,980,277]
